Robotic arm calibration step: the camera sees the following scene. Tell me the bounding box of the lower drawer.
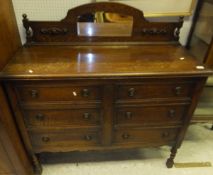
[115,105,188,126]
[113,127,179,145]
[29,128,100,152]
[23,108,101,128]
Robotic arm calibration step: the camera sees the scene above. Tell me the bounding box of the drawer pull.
[174,86,182,96]
[168,109,175,118]
[128,88,135,97]
[83,113,91,119]
[125,112,132,119]
[82,89,90,97]
[30,90,38,98]
[42,136,50,143]
[162,132,170,138]
[36,113,45,121]
[84,135,92,141]
[122,133,130,139]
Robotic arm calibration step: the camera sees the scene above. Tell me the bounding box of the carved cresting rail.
[22,2,184,45]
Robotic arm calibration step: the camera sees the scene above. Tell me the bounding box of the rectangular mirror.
[77,12,133,37]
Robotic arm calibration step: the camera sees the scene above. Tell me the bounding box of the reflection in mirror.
[77,12,133,37]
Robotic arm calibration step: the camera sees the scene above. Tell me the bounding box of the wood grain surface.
[0,45,212,79]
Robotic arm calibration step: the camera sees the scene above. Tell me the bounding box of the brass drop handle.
[36,113,45,121]
[84,135,92,141]
[30,90,38,98]
[128,88,135,97]
[174,86,182,96]
[125,112,132,119]
[83,113,91,119]
[122,133,130,139]
[82,89,90,97]
[42,136,50,143]
[162,132,170,138]
[168,109,175,118]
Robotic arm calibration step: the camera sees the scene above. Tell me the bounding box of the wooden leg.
[166,147,177,168]
[211,124,213,130]
[32,154,42,175]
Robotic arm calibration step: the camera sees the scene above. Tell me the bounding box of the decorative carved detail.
[174,27,181,38]
[174,16,184,40]
[22,14,33,42]
[142,28,167,35]
[40,27,68,35]
[22,2,185,44]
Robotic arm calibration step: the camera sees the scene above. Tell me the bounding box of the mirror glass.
[77,12,133,37]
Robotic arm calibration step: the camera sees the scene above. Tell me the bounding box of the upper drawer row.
[14,82,195,103]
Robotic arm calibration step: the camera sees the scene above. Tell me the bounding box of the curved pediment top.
[22,2,184,45]
[62,2,147,23]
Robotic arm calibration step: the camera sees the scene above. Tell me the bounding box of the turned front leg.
[166,147,177,168]
[32,154,42,175]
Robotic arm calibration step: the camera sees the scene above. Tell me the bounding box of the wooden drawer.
[116,82,194,100]
[113,127,179,145]
[23,108,102,128]
[15,85,102,103]
[30,128,100,152]
[115,105,188,126]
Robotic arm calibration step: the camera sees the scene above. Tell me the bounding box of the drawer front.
[30,129,100,152]
[23,108,101,128]
[117,82,194,100]
[15,85,102,103]
[115,105,188,125]
[113,128,179,145]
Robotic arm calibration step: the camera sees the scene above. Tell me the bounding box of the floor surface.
[41,124,213,175]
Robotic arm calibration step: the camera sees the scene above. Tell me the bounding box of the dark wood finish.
[3,77,211,170]
[22,2,183,45]
[115,104,189,126]
[0,0,21,70]
[0,2,213,173]
[4,84,42,174]
[113,127,180,145]
[23,108,101,128]
[166,78,207,167]
[30,128,100,153]
[116,81,195,100]
[14,83,102,102]
[0,45,212,79]
[0,86,34,175]
[0,0,34,174]
[101,85,114,146]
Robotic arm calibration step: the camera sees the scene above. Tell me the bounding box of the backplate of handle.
[174,86,182,96]
[84,135,92,141]
[168,109,175,118]
[42,136,50,143]
[125,112,133,119]
[82,88,90,97]
[122,133,130,139]
[30,90,38,98]
[36,113,45,121]
[83,113,91,119]
[128,88,135,97]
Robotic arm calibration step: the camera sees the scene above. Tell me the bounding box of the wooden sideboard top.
[0,44,212,80]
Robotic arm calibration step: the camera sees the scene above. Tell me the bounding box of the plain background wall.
[11,0,196,46]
